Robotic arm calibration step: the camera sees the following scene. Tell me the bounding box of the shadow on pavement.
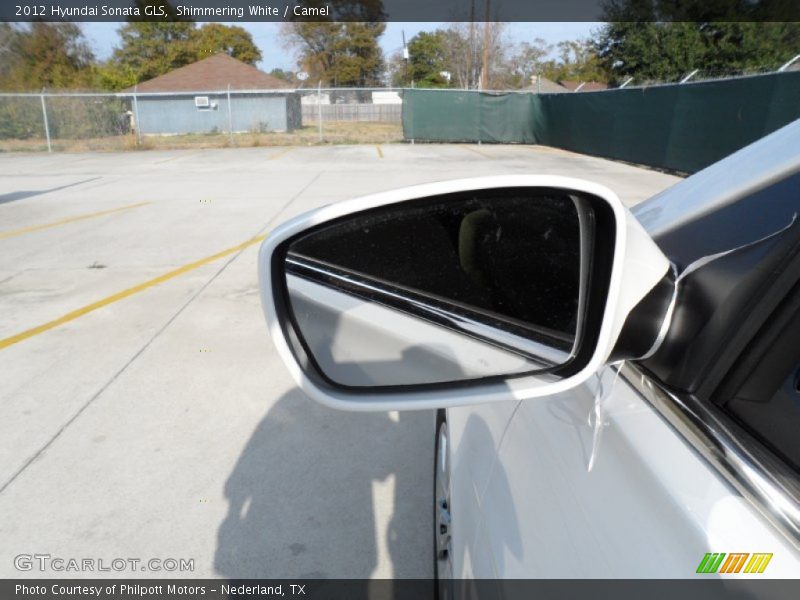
[214,388,434,579]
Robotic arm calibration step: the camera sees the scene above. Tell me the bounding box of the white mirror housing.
[258,175,670,411]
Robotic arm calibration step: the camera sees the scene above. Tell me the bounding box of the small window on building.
[194,96,210,110]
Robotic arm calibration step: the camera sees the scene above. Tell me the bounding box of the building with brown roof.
[126,54,291,93]
[128,54,300,135]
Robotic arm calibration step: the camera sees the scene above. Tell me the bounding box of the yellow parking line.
[375,145,384,158]
[0,233,267,351]
[0,202,151,241]
[268,148,294,160]
[463,145,494,159]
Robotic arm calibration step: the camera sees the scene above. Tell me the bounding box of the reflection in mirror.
[282,188,594,387]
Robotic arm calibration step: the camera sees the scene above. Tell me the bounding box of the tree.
[189,23,262,65]
[541,39,608,83]
[0,23,15,79]
[437,22,509,89]
[109,0,263,87]
[437,25,480,89]
[112,21,196,84]
[269,68,295,82]
[0,23,131,141]
[482,36,609,90]
[111,22,263,87]
[389,23,527,90]
[90,62,138,91]
[281,0,386,87]
[496,38,552,89]
[282,21,386,86]
[0,24,21,88]
[0,22,95,90]
[595,1,800,84]
[392,31,450,87]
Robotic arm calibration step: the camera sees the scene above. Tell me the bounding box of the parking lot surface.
[0,144,680,578]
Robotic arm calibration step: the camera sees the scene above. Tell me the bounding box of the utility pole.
[480,0,491,90]
[468,0,475,89]
[402,29,412,88]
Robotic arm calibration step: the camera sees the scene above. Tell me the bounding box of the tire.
[434,409,453,599]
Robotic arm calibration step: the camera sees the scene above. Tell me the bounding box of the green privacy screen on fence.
[402,71,800,174]
[402,89,540,144]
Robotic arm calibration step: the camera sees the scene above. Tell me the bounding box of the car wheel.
[434,409,453,599]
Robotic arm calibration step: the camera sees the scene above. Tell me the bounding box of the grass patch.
[0,122,403,153]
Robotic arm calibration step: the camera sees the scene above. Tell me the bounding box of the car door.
[454,366,800,578]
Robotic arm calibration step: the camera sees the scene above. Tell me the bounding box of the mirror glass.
[281,187,596,388]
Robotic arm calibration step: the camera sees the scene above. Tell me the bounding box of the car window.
[713,286,800,473]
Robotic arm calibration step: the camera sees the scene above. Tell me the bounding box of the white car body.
[447,374,800,578]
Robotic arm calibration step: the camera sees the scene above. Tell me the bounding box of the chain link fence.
[2,60,797,154]
[0,87,405,153]
[616,57,800,88]
[0,93,137,152]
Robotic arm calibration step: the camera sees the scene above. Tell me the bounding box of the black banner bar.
[2,0,800,23]
[5,579,800,600]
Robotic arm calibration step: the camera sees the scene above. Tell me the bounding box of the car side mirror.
[259,176,670,411]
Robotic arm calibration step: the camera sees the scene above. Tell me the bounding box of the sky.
[81,21,601,73]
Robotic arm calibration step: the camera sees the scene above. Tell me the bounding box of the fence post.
[317,81,323,142]
[680,69,699,84]
[406,88,414,144]
[39,90,52,153]
[227,84,234,145]
[477,89,482,145]
[132,85,142,146]
[778,54,800,72]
